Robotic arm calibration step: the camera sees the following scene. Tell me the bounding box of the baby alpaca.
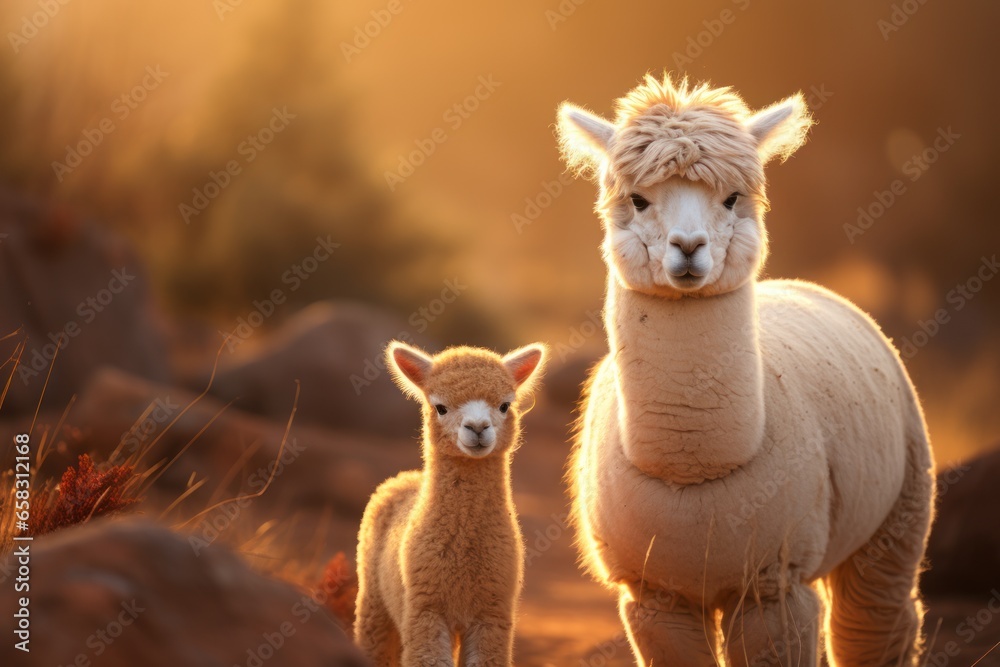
[355,341,545,667]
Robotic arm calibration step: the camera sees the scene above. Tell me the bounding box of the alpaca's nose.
[668,231,707,258]
[464,421,490,436]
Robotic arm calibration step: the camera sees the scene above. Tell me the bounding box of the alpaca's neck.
[420,447,514,522]
[608,279,765,484]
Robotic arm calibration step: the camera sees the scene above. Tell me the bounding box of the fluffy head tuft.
[606,74,764,207]
[558,72,814,211]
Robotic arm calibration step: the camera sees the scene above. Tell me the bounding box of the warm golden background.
[2,0,998,457]
[1,2,999,664]
[2,0,996,462]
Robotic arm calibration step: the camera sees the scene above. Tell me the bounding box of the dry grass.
[0,329,146,555]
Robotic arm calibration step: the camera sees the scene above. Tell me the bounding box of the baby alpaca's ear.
[386,341,433,398]
[746,93,813,165]
[503,344,546,392]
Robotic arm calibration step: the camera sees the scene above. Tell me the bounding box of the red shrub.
[316,551,358,633]
[29,454,142,536]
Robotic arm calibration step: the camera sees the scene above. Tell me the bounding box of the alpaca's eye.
[723,193,739,210]
[499,402,510,414]
[630,194,649,211]
[435,405,447,416]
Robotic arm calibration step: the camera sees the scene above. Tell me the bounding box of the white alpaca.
[354,342,545,667]
[557,74,935,666]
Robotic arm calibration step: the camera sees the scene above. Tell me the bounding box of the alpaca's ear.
[386,341,433,398]
[746,93,813,164]
[557,103,615,176]
[503,344,546,392]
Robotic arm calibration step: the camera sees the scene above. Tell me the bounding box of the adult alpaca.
[557,74,935,666]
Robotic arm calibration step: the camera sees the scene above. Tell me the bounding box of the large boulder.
[0,518,369,667]
[923,447,1000,595]
[0,194,169,415]
[208,301,426,438]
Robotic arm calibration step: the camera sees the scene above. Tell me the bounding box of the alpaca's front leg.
[355,590,401,666]
[720,579,821,667]
[457,617,514,667]
[401,608,453,667]
[619,585,718,667]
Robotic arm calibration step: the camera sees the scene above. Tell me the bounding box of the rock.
[0,195,169,416]
[923,447,1000,595]
[0,518,369,667]
[208,301,426,438]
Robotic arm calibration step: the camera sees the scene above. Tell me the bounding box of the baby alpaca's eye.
[499,402,510,414]
[723,192,739,210]
[630,193,650,211]
[435,404,447,416]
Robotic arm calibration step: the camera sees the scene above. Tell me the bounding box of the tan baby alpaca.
[355,341,545,667]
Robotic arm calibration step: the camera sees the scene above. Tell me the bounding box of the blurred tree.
[157,0,452,319]
[0,0,467,336]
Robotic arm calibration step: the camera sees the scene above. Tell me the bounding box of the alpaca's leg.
[826,437,934,667]
[355,592,401,666]
[720,579,822,667]
[401,609,453,667]
[618,585,718,667]
[456,617,514,667]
